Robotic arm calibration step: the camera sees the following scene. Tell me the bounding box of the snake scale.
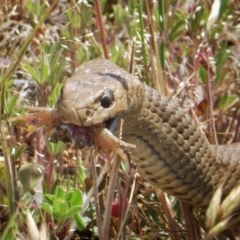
[57,59,240,207]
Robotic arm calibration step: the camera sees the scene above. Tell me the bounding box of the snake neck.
[123,86,240,207]
[122,86,217,207]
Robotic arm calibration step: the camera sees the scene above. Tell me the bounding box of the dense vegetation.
[0,0,240,239]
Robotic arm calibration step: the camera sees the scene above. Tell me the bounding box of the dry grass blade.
[91,152,103,238]
[204,218,230,240]
[102,154,121,240]
[116,172,138,240]
[219,184,240,220]
[206,185,223,229]
[181,201,201,239]
[205,184,240,238]
[39,221,48,240]
[207,0,221,31]
[156,190,181,239]
[26,210,40,240]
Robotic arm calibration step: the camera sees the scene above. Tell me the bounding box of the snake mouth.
[104,116,121,133]
[50,117,120,149]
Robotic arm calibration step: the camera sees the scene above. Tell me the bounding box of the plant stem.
[158,0,165,70]
[95,0,109,59]
[138,0,149,84]
[1,122,15,215]
[102,155,121,239]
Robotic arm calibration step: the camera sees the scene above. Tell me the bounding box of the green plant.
[42,186,86,231]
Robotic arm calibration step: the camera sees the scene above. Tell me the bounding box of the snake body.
[58,59,240,207]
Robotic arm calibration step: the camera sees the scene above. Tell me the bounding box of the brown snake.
[57,59,240,207]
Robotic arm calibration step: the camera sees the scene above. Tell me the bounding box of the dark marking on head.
[98,73,129,90]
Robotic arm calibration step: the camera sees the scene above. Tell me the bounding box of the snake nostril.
[86,109,92,117]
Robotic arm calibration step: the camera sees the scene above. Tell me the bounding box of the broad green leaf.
[65,191,73,202]
[70,189,83,206]
[74,214,85,231]
[55,186,65,198]
[46,138,65,155]
[45,194,55,205]
[65,189,83,207]
[41,202,53,214]
[53,200,68,219]
[64,205,82,219]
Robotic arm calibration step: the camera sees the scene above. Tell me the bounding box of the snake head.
[57,59,145,131]
[53,59,144,149]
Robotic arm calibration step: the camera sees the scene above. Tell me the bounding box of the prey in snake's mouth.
[50,116,122,150]
[50,116,135,162]
[50,123,92,149]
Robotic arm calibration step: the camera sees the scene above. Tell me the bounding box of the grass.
[0,0,240,239]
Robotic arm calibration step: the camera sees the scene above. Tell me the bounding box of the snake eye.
[101,89,114,108]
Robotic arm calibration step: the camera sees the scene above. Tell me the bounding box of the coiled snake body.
[58,59,240,207]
